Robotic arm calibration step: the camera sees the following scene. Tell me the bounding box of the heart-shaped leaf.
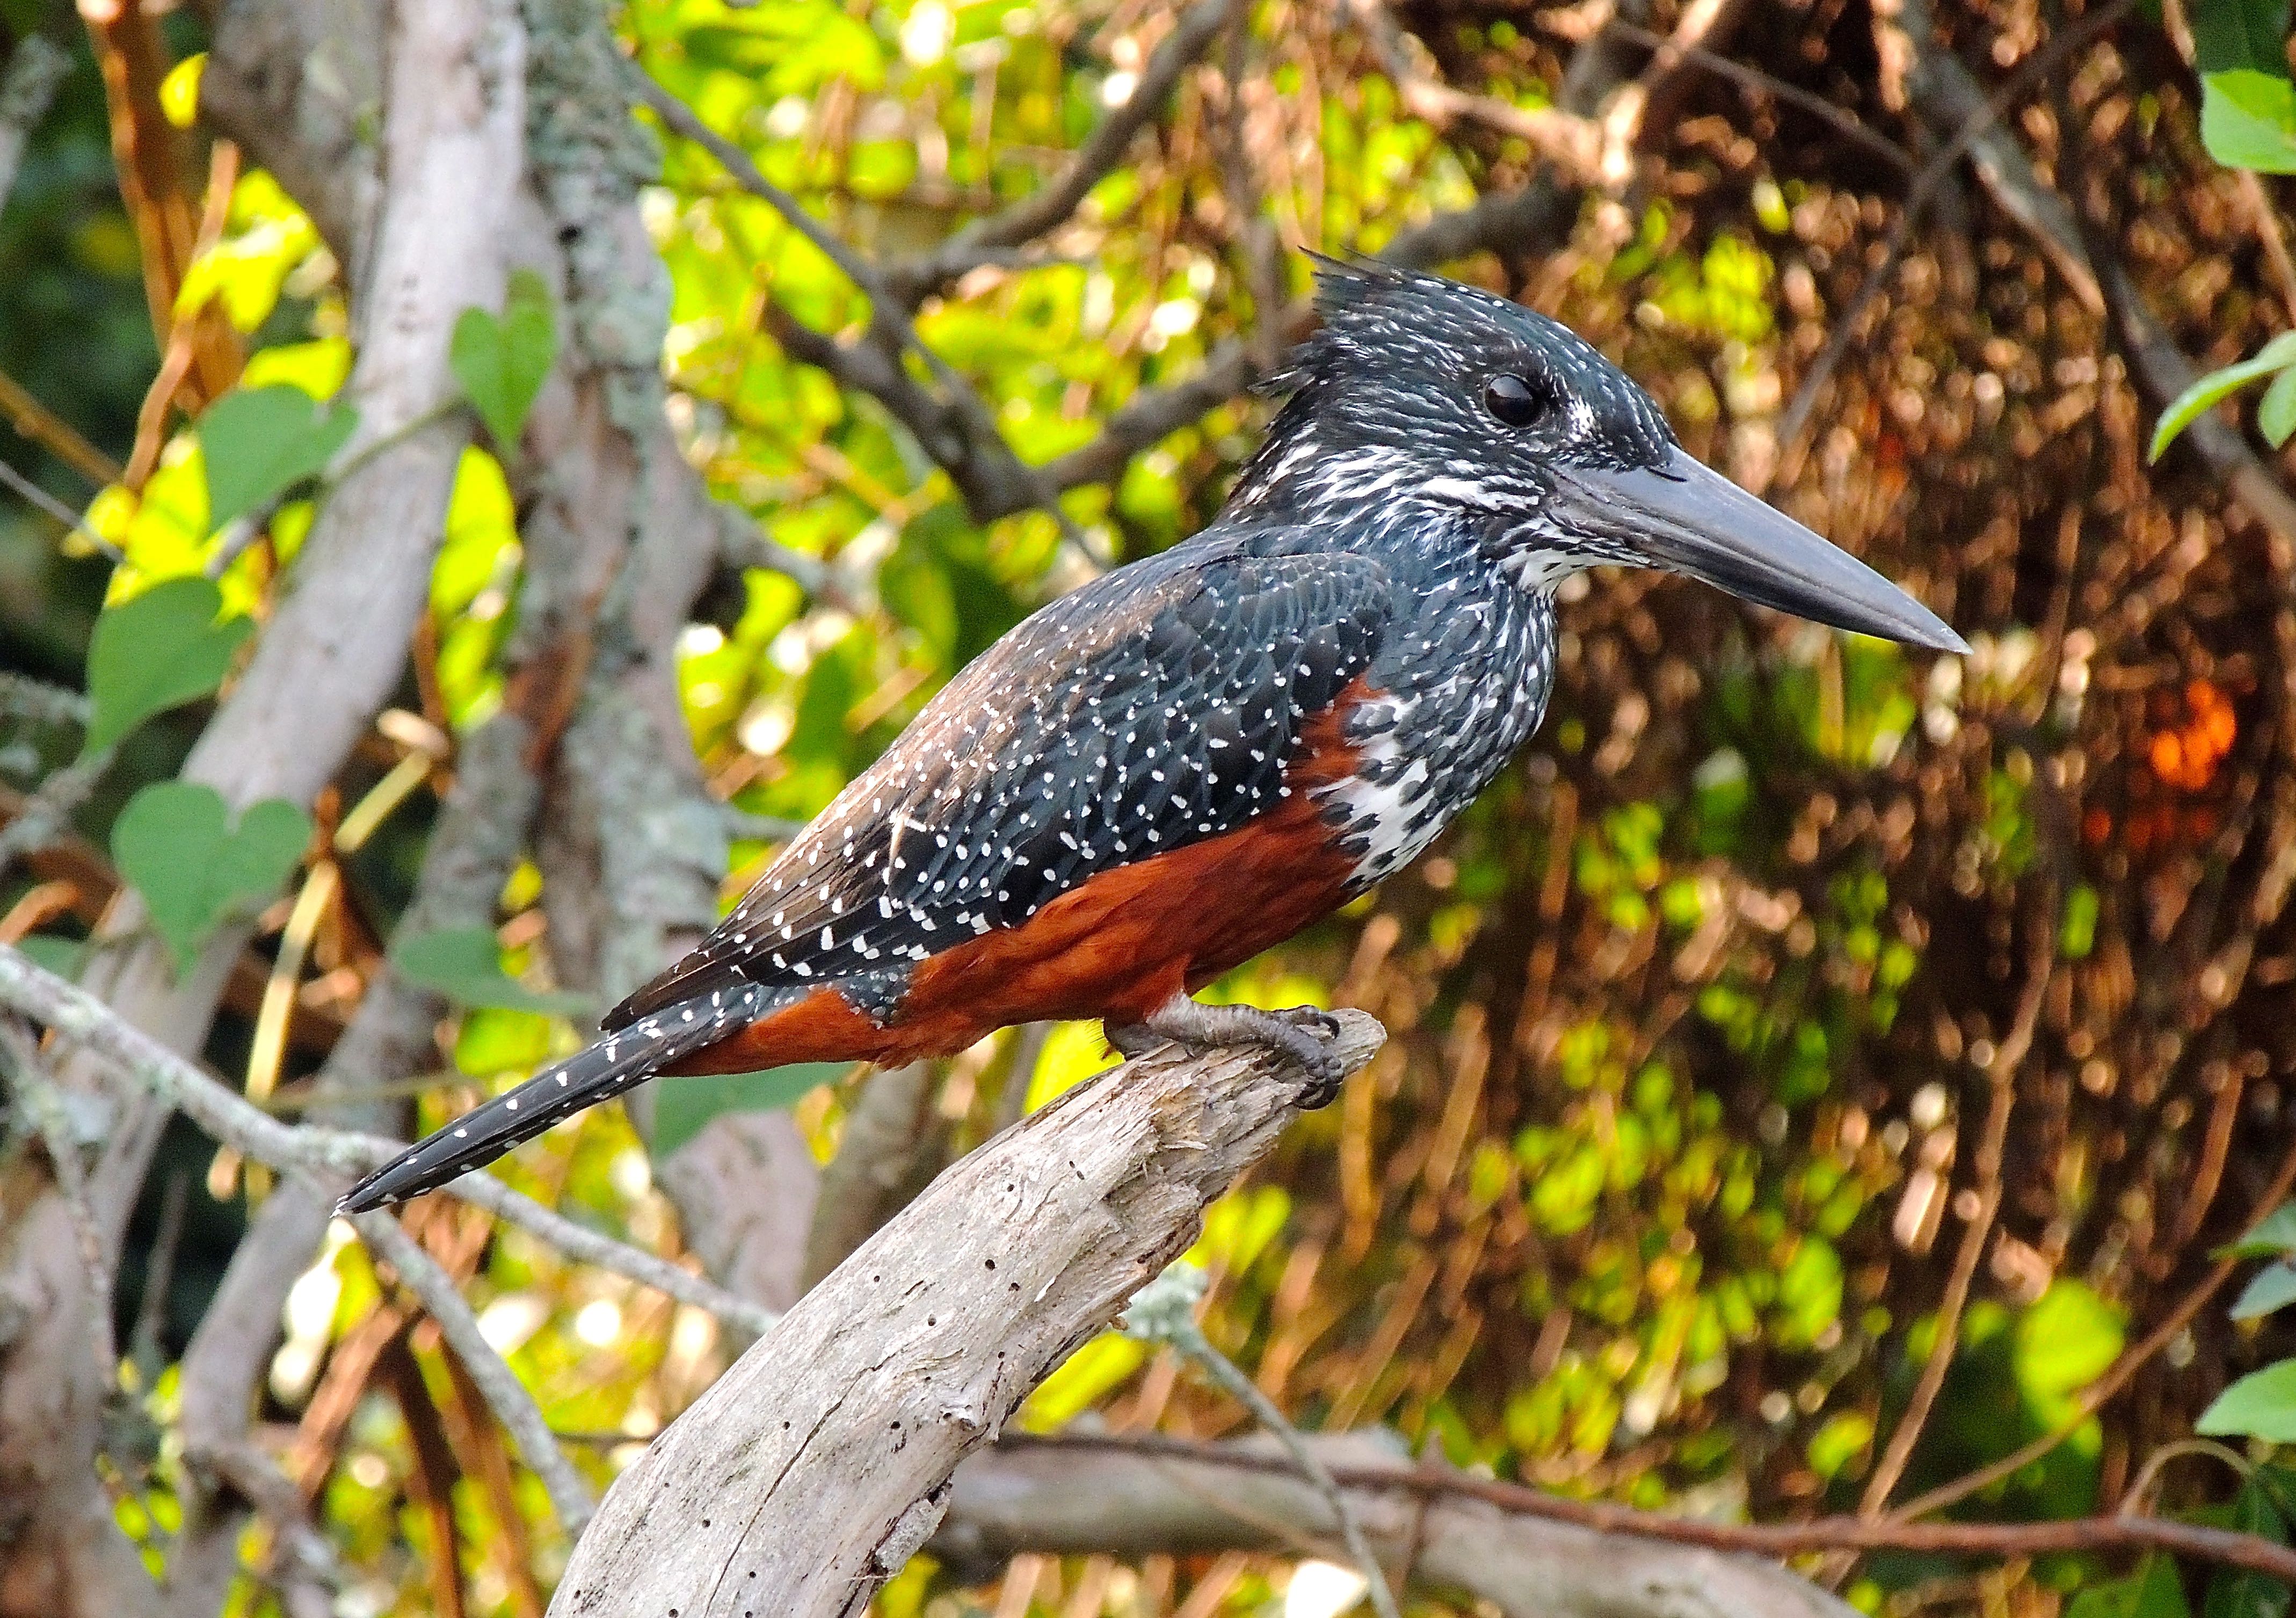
[83,577,254,757]
[113,782,310,973]
[449,269,556,455]
[389,925,587,1016]
[199,384,359,533]
[651,1062,847,1159]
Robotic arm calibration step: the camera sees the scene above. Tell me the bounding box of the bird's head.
[1234,259,1965,653]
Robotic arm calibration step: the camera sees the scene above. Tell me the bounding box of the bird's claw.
[1111,998,1349,1109]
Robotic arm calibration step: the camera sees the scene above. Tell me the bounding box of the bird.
[339,258,1964,1214]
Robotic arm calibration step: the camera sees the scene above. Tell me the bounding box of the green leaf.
[2263,366,2296,447]
[14,935,88,980]
[2200,1360,2296,1442]
[449,268,556,454]
[389,925,586,1016]
[2071,1559,2196,1618]
[2204,70,2296,175]
[2205,1476,2290,1618]
[651,1062,846,1159]
[112,783,310,974]
[2151,330,2296,460]
[2015,1280,2126,1427]
[2236,1262,2296,1321]
[2194,0,2292,75]
[2222,1202,2296,1258]
[199,384,359,533]
[2060,884,2101,959]
[83,577,255,756]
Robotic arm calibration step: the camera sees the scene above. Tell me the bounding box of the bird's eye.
[1484,373,1552,428]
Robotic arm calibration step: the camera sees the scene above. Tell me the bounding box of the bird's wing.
[604,538,1395,1030]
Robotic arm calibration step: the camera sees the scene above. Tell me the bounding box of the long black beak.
[1551,448,1968,654]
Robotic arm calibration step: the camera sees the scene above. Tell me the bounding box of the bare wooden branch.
[548,1011,1387,1617]
[936,1433,1860,1618]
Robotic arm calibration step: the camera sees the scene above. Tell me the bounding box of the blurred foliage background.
[11,0,2296,1611]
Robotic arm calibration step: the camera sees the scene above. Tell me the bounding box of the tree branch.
[0,943,780,1338]
[881,0,1237,302]
[938,1433,1859,1618]
[547,1012,1387,1616]
[350,1209,594,1533]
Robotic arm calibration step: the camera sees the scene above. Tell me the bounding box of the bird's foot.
[1108,996,1349,1109]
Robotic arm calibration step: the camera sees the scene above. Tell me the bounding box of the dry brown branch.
[940,1432,1857,1618]
[548,1011,1387,1616]
[0,368,121,489]
[1856,934,2048,1521]
[1344,0,1603,183]
[980,1432,2296,1586]
[1596,19,1912,172]
[1776,0,2134,462]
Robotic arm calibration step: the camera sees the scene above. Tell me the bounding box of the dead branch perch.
[936,1432,1859,1618]
[548,1011,1387,1617]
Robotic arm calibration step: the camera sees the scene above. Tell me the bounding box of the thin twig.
[1,1021,118,1371]
[1124,1265,1403,1618]
[129,1169,191,1367]
[635,68,1099,558]
[884,0,1238,301]
[0,457,125,560]
[1857,934,2048,1520]
[0,33,71,216]
[1776,0,2137,460]
[0,368,123,488]
[351,1208,595,1532]
[0,749,118,881]
[1894,1134,2296,1521]
[1597,19,1911,171]
[0,943,781,1338]
[1343,0,1602,180]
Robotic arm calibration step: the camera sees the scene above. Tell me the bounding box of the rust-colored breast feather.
[660,681,1372,1078]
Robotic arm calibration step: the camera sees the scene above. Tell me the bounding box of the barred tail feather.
[337,982,785,1213]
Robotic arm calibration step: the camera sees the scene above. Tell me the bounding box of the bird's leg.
[1108,993,1349,1109]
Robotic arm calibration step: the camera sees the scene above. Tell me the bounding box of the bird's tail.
[337,983,787,1213]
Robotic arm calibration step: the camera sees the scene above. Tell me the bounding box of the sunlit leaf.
[2203,69,2296,174]
[2222,1202,2296,1259]
[2235,1262,2296,1321]
[2262,364,2296,447]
